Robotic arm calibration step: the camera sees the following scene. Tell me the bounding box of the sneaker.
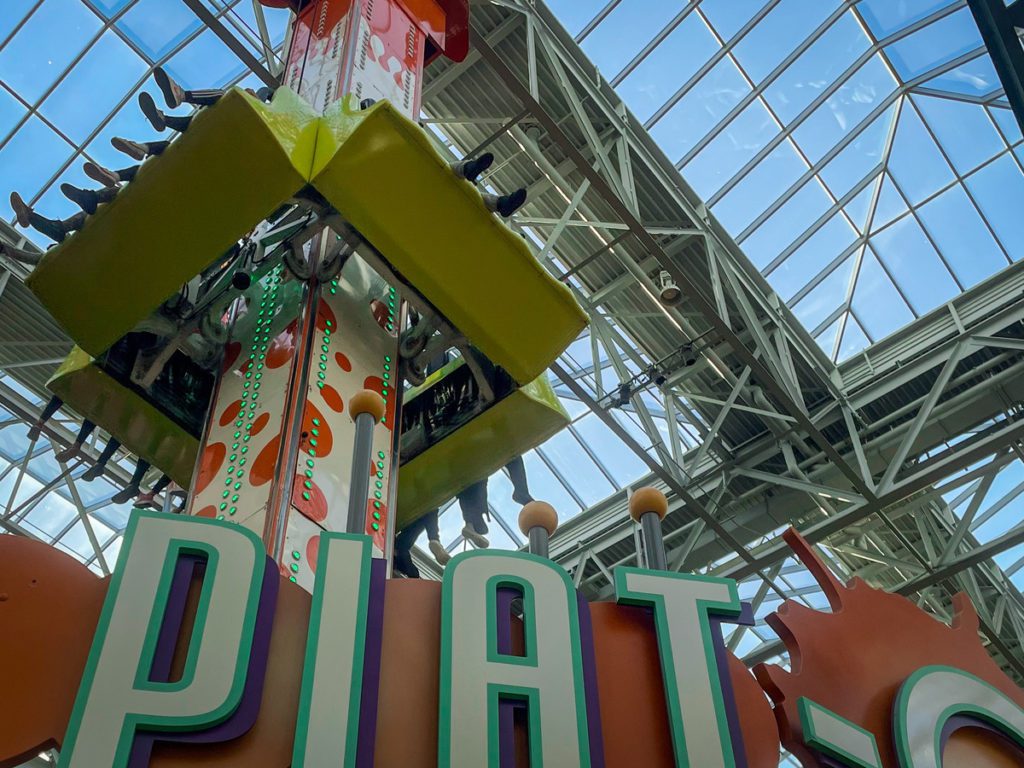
[10,192,31,228]
[81,465,104,482]
[83,162,120,187]
[138,92,167,132]
[153,67,185,109]
[496,188,527,217]
[60,184,99,215]
[462,524,489,549]
[111,485,138,505]
[111,137,149,161]
[428,538,451,565]
[54,443,82,463]
[452,152,494,183]
[134,490,158,510]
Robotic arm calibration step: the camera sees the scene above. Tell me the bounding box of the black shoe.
[54,443,82,462]
[139,92,167,132]
[61,184,100,215]
[453,152,494,183]
[29,212,70,243]
[485,188,527,218]
[83,162,120,187]
[111,485,138,505]
[26,423,42,441]
[81,465,103,482]
[10,192,31,228]
[153,66,185,109]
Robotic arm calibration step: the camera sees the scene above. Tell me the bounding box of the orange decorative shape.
[589,601,779,767]
[0,537,107,768]
[194,443,226,495]
[320,383,344,413]
[291,474,327,524]
[754,528,1024,767]
[250,433,282,487]
[219,399,244,427]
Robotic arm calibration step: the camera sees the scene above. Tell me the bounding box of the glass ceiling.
[550,0,1024,362]
[1,0,1023,603]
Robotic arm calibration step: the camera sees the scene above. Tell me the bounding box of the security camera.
[658,270,682,306]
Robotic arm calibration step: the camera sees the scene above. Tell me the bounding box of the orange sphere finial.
[518,501,558,537]
[349,389,386,422]
[629,486,668,522]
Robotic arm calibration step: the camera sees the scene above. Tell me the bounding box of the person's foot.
[10,192,31,228]
[81,464,104,482]
[111,485,139,505]
[26,423,42,441]
[497,188,527,217]
[111,136,149,161]
[428,538,451,565]
[60,183,100,215]
[134,490,158,509]
[138,92,167,132]
[512,489,534,505]
[83,162,120,187]
[462,524,489,549]
[452,152,494,183]
[54,443,82,462]
[153,67,185,109]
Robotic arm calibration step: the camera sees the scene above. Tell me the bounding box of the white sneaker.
[428,539,451,565]
[462,524,489,549]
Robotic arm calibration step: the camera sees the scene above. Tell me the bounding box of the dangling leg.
[82,437,121,482]
[482,188,527,218]
[505,455,532,505]
[111,137,170,162]
[83,162,139,186]
[393,513,430,578]
[55,419,96,462]
[153,66,223,109]
[138,92,194,133]
[10,192,87,243]
[60,183,119,215]
[111,458,150,504]
[422,508,450,565]
[458,479,490,548]
[450,152,494,183]
[27,396,63,440]
[135,473,171,509]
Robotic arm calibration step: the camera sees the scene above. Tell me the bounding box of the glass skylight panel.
[616,13,719,123]
[117,0,205,59]
[884,7,983,80]
[40,30,148,145]
[580,0,681,78]
[0,0,102,104]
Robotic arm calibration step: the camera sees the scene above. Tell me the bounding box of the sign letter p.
[59,511,267,767]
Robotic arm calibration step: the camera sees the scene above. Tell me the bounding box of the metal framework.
[2,0,1024,723]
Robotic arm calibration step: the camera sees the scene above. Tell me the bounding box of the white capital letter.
[615,568,742,768]
[439,550,593,767]
[60,511,265,767]
[292,533,376,767]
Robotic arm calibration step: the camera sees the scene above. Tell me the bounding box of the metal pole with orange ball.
[518,501,558,559]
[347,389,387,536]
[630,486,670,571]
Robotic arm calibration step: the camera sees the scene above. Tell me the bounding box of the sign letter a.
[439,550,593,767]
